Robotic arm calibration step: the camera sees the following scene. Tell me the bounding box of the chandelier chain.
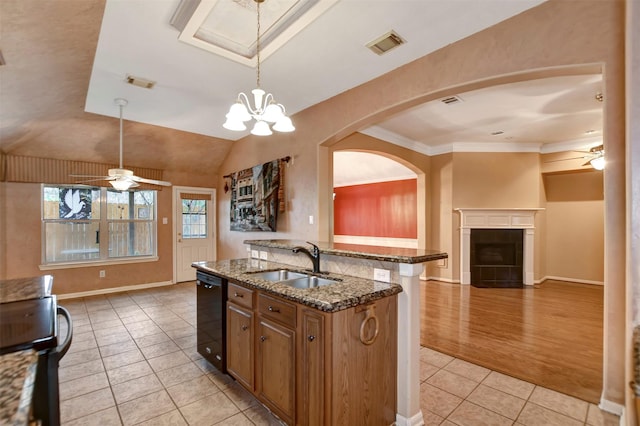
[256,0,261,89]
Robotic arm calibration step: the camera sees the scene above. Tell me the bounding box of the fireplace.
[470,229,523,287]
[456,208,543,286]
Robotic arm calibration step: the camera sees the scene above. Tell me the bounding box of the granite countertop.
[244,239,448,264]
[0,275,53,304]
[0,350,38,426]
[193,258,402,313]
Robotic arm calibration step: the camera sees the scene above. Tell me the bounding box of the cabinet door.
[300,309,326,426]
[256,317,295,424]
[227,303,254,389]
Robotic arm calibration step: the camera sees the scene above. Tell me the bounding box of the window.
[42,185,157,265]
[182,199,207,239]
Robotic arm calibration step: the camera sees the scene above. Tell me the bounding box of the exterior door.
[175,187,216,282]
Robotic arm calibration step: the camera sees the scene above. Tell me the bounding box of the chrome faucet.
[292,242,321,273]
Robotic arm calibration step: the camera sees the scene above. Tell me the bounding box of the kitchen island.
[193,258,401,425]
[196,239,448,426]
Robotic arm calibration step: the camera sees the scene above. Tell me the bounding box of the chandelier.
[223,0,294,136]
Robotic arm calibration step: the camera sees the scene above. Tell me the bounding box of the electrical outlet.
[259,250,268,260]
[373,268,391,283]
[99,270,106,278]
[309,215,314,225]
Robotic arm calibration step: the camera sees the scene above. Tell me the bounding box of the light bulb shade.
[110,178,134,191]
[251,120,272,136]
[590,156,605,170]
[223,118,247,131]
[262,103,285,123]
[226,102,251,122]
[272,116,295,133]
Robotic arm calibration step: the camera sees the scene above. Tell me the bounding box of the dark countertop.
[0,275,54,426]
[0,350,38,426]
[0,275,53,304]
[192,258,402,313]
[243,239,448,264]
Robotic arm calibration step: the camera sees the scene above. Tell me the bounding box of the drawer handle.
[268,306,280,313]
[234,292,244,298]
[260,336,266,342]
[359,306,379,346]
[241,325,248,331]
[307,335,315,342]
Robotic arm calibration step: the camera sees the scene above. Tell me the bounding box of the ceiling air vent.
[366,30,406,55]
[125,75,156,89]
[440,95,463,105]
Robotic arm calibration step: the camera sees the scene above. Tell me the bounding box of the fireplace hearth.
[470,229,523,287]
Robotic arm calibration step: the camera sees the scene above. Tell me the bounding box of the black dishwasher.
[196,271,227,373]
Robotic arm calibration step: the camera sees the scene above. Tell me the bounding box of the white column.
[523,228,535,285]
[460,228,471,285]
[396,262,425,426]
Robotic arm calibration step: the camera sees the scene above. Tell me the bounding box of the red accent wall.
[333,179,417,238]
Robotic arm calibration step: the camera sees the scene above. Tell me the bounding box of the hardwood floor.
[420,279,603,403]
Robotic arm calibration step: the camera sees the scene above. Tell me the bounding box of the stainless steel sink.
[248,269,308,282]
[247,269,341,288]
[280,275,340,289]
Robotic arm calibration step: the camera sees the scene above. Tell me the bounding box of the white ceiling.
[84,0,549,142]
[80,0,606,185]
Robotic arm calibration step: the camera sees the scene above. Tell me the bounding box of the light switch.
[162,217,168,225]
[309,215,314,225]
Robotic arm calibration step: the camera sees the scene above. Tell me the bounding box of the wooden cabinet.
[298,308,326,426]
[226,282,254,389]
[256,293,297,424]
[226,282,397,426]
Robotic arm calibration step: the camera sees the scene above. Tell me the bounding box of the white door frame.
[172,185,216,283]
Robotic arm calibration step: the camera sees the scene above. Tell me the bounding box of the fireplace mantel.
[455,208,544,285]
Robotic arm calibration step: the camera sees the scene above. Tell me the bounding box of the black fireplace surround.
[470,229,524,287]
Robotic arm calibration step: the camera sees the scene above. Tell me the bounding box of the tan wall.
[217,0,626,406]
[428,154,454,281]
[543,171,604,283]
[2,165,217,294]
[450,152,543,281]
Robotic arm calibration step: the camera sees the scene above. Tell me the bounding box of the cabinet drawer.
[228,282,254,309]
[258,293,296,328]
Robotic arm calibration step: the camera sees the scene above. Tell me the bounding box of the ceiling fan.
[545,144,605,170]
[73,98,172,190]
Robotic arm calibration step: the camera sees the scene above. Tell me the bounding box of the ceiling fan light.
[110,179,135,191]
[226,102,251,122]
[272,116,295,133]
[251,120,272,136]
[223,118,247,131]
[590,156,605,170]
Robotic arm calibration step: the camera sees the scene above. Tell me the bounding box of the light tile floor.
[56,283,619,426]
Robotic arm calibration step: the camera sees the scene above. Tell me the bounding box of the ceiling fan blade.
[544,156,586,163]
[74,178,112,183]
[70,174,110,179]
[130,175,172,186]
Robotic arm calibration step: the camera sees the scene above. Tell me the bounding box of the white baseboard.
[540,276,604,286]
[57,280,175,300]
[599,397,625,417]
[395,411,424,426]
[423,276,460,284]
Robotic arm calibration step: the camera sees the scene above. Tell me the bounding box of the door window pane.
[182,199,207,239]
